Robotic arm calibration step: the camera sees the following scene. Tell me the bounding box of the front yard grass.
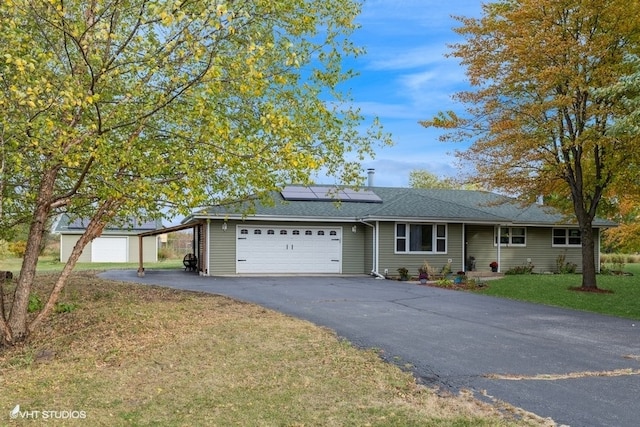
[477,264,640,320]
[0,256,183,274]
[0,272,546,426]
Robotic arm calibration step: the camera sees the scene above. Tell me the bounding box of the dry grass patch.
[1,272,545,426]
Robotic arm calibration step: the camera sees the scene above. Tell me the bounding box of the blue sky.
[341,0,483,187]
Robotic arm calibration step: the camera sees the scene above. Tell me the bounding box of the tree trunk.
[580,225,598,289]
[3,169,58,345]
[6,201,53,343]
[567,162,600,290]
[28,204,112,334]
[0,280,12,346]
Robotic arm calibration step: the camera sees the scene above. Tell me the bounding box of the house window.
[318,231,325,236]
[395,223,447,253]
[494,227,526,246]
[330,230,337,236]
[292,230,300,235]
[254,229,261,235]
[267,230,275,235]
[553,228,581,246]
[305,230,312,235]
[240,229,248,235]
[280,230,287,235]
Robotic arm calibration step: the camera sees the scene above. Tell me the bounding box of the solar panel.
[310,186,340,200]
[281,186,382,203]
[281,186,318,200]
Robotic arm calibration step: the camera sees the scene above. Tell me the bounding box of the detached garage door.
[91,237,128,262]
[236,226,341,274]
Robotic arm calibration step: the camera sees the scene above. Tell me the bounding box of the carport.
[136,221,206,276]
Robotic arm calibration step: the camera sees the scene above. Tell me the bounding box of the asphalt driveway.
[100,270,640,426]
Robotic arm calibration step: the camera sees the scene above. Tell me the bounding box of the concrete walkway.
[100,270,640,426]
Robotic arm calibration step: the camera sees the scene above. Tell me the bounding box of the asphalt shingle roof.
[196,186,616,227]
[54,215,162,233]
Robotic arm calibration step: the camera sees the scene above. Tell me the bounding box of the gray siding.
[209,221,236,275]
[129,235,158,263]
[206,220,600,276]
[364,224,374,274]
[377,222,465,279]
[61,234,91,263]
[465,225,595,273]
[343,223,366,274]
[208,220,366,275]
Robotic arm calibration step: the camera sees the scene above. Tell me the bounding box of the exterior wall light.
[222,222,228,231]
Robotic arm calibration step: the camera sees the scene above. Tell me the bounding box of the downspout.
[206,219,211,276]
[359,219,385,279]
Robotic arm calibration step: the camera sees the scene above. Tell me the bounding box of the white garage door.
[236,226,342,274]
[91,237,128,262]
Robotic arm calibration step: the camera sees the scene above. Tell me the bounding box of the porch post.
[137,234,145,277]
[461,223,466,272]
[496,225,501,273]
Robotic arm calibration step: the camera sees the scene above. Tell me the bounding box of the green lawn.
[479,264,640,320]
[0,256,183,274]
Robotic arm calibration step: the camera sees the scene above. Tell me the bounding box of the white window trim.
[395,222,448,254]
[552,228,582,247]
[494,226,527,247]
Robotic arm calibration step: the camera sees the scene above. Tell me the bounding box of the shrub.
[158,247,175,261]
[556,253,577,274]
[600,253,627,274]
[610,254,626,271]
[505,263,535,275]
[464,278,486,290]
[558,261,577,274]
[418,260,434,276]
[435,278,454,288]
[599,264,613,275]
[55,302,79,313]
[396,267,409,280]
[28,294,43,313]
[8,241,27,257]
[440,262,452,276]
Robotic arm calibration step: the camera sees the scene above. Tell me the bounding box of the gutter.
[359,219,385,279]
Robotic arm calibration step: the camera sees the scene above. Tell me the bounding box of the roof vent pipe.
[367,168,375,187]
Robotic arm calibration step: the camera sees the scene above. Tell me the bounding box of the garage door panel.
[91,237,128,262]
[236,226,341,274]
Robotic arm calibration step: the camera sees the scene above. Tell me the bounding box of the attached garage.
[236,226,342,274]
[91,237,128,262]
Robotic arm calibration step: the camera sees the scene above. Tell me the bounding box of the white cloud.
[367,45,449,71]
[321,1,485,187]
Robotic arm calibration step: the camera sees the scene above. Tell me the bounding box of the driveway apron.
[100,270,640,427]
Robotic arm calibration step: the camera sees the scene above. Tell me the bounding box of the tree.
[421,0,640,290]
[0,0,390,346]
[602,198,640,253]
[409,170,481,190]
[598,54,640,253]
